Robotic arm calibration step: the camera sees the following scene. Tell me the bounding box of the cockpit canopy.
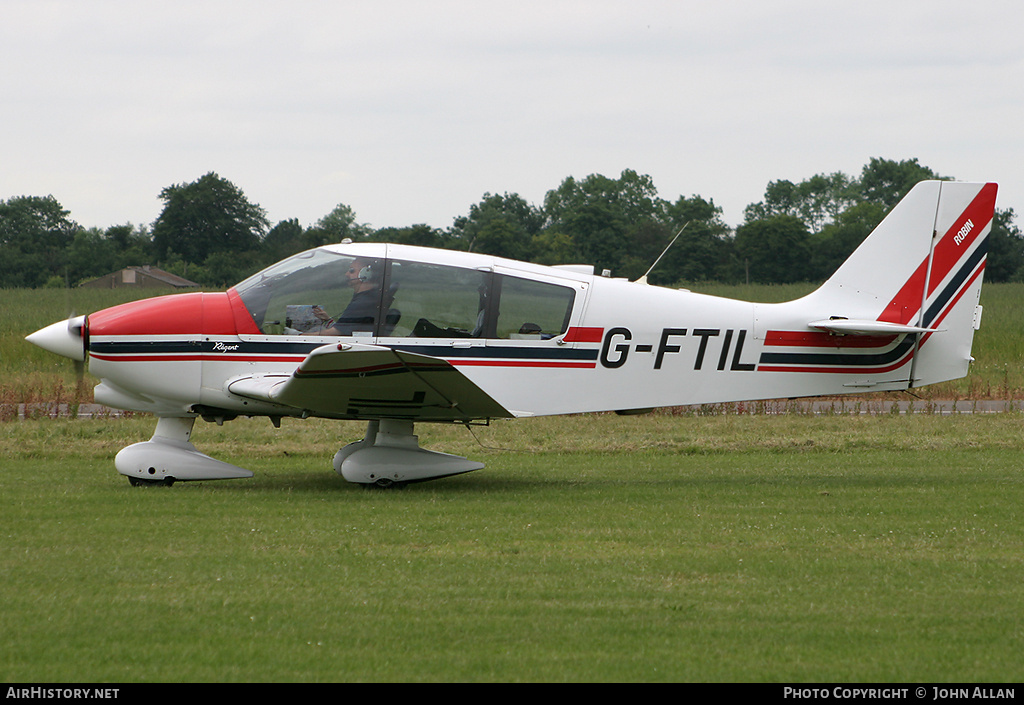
[233,247,578,340]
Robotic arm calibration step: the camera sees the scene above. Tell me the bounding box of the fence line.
[5,399,1024,421]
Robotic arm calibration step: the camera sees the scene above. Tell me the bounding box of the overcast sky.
[3,0,1021,236]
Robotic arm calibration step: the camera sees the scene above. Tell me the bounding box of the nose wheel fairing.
[115,417,253,485]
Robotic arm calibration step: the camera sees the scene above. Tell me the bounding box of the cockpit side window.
[380,265,575,340]
[382,261,491,338]
[493,275,575,339]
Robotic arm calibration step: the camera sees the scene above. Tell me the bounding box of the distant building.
[80,266,199,290]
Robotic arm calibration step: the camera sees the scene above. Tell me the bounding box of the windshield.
[234,249,383,336]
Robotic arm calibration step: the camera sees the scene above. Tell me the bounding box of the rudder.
[911,181,997,386]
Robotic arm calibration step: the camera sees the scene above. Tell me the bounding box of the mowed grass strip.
[2,413,1022,682]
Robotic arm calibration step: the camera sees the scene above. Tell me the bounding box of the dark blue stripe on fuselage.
[389,344,598,361]
[758,334,916,367]
[89,338,598,361]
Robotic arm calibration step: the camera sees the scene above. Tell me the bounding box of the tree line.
[1,157,1019,289]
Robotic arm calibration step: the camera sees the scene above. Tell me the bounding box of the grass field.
[2,281,1024,682]
[2,412,1023,682]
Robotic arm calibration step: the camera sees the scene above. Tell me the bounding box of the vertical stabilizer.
[806,181,997,387]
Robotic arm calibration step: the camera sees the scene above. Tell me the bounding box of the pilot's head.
[346,258,380,291]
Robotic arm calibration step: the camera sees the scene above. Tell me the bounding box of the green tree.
[62,224,154,284]
[452,192,543,260]
[369,224,447,249]
[152,172,269,263]
[195,250,265,288]
[0,195,81,287]
[986,208,1024,283]
[858,157,944,209]
[65,228,116,284]
[542,170,667,278]
[743,179,800,223]
[529,229,575,266]
[744,172,858,232]
[621,219,676,281]
[261,218,306,262]
[105,224,153,269]
[741,158,965,284]
[807,201,888,280]
[305,203,371,246]
[735,215,812,284]
[654,195,734,283]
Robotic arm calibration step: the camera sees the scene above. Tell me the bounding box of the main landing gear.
[334,419,484,487]
[116,416,483,488]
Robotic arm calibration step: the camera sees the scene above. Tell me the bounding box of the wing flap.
[227,342,511,422]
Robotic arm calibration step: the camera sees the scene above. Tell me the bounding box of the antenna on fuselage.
[635,222,689,285]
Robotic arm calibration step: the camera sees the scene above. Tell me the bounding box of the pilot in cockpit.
[305,257,382,336]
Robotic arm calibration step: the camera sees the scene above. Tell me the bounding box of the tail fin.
[808,180,998,387]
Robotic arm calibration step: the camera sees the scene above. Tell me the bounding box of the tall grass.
[1,287,193,407]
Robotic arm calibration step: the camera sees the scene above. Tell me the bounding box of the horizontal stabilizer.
[808,318,940,336]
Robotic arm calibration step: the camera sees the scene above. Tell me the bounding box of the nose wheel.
[367,477,403,489]
[127,475,176,487]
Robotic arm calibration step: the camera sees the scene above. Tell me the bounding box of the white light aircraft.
[28,181,997,487]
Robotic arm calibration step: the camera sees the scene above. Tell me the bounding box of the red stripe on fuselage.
[764,330,898,348]
[451,359,596,369]
[562,327,604,343]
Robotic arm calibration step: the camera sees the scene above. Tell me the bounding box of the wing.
[226,342,512,422]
